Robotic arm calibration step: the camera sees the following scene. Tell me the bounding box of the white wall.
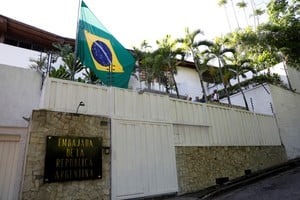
[40,77,282,147]
[128,66,207,101]
[0,43,42,69]
[174,66,204,99]
[270,85,300,159]
[0,64,42,127]
[220,84,274,115]
[288,66,300,93]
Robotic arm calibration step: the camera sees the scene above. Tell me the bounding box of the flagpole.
[73,0,82,72]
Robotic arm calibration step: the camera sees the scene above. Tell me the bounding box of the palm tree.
[132,41,155,90]
[226,56,256,110]
[229,0,241,29]
[177,28,212,102]
[82,68,102,84]
[48,65,71,80]
[53,43,84,81]
[249,0,259,28]
[253,8,265,25]
[236,1,249,26]
[201,38,235,105]
[29,53,48,73]
[156,35,184,98]
[218,0,232,32]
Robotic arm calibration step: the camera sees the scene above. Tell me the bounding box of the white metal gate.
[111,119,178,200]
[0,127,27,200]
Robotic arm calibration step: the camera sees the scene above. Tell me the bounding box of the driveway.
[206,165,300,200]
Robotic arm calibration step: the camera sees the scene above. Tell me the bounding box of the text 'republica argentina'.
[44,136,102,183]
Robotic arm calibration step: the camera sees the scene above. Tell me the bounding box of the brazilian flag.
[76,1,135,88]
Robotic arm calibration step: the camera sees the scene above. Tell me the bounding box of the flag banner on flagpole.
[76,1,135,88]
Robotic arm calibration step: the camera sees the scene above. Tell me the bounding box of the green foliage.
[216,73,283,99]
[236,1,247,8]
[29,54,48,72]
[49,65,71,80]
[218,0,228,7]
[224,0,300,69]
[176,28,213,100]
[52,43,84,81]
[132,35,187,97]
[81,68,101,84]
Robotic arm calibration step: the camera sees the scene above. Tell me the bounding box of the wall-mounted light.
[76,101,85,113]
[103,146,110,155]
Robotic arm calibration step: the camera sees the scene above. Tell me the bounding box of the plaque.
[44,136,102,183]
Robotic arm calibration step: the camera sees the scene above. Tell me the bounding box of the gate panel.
[0,127,27,200]
[0,135,20,200]
[111,120,178,199]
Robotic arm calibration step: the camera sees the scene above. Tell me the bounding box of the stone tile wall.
[176,146,287,194]
[22,110,110,200]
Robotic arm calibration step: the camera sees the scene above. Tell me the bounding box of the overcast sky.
[0,0,267,49]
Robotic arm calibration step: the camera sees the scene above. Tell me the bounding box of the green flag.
[76,1,135,88]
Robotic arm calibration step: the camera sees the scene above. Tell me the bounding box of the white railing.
[40,77,282,146]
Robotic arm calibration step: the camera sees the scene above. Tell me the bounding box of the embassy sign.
[44,136,102,183]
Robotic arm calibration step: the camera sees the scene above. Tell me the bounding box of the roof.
[0,15,75,51]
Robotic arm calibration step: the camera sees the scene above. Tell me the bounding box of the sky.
[0,0,267,49]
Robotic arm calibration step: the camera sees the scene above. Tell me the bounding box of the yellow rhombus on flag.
[76,1,135,88]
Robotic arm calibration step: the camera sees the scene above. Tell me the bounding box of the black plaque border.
[44,135,102,183]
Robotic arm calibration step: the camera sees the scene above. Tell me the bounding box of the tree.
[48,65,71,80]
[201,38,235,104]
[223,28,279,71]
[249,0,258,28]
[229,0,241,29]
[253,8,265,25]
[237,1,249,26]
[226,56,256,110]
[218,0,232,32]
[82,68,101,84]
[227,0,300,69]
[29,53,48,73]
[53,43,84,81]
[177,28,212,102]
[156,35,184,98]
[262,0,300,68]
[133,41,158,90]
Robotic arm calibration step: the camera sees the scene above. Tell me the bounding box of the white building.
[1,14,300,200]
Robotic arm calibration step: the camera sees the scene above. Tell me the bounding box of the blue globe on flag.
[91,41,112,66]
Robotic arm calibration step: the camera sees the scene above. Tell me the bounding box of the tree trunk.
[250,0,257,28]
[168,63,180,98]
[223,5,232,32]
[194,62,207,102]
[218,58,231,105]
[171,71,180,98]
[238,76,249,110]
[230,0,240,29]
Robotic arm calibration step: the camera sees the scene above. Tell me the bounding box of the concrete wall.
[0,43,41,69]
[287,66,300,93]
[41,78,282,147]
[270,85,300,159]
[220,84,274,115]
[22,110,111,200]
[175,146,287,194]
[220,64,300,115]
[128,66,207,101]
[0,64,42,127]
